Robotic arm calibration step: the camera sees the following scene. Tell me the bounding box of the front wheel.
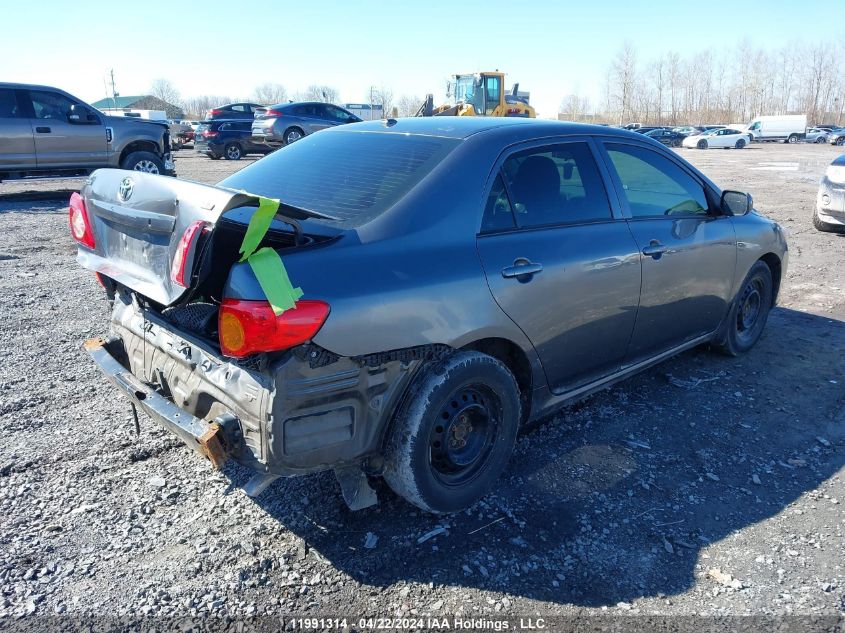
[697,139,708,150]
[120,151,164,174]
[837,138,845,146]
[713,261,773,356]
[383,351,520,514]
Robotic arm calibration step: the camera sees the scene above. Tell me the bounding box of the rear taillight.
[210,108,222,116]
[265,109,283,117]
[218,299,330,358]
[171,221,209,287]
[202,130,218,138]
[69,192,95,249]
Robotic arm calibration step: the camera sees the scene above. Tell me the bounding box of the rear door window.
[500,142,612,228]
[0,89,20,118]
[220,131,461,228]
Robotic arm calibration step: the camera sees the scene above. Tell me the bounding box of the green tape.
[234,195,304,316]
[248,247,304,315]
[238,196,280,263]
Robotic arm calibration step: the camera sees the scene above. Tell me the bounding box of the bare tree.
[149,79,181,106]
[609,42,637,124]
[252,83,287,105]
[369,87,394,118]
[396,94,423,117]
[297,85,340,103]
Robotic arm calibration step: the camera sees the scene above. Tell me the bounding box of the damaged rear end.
[73,169,417,508]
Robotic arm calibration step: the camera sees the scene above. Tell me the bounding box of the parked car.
[682,127,751,149]
[632,126,667,134]
[644,128,687,147]
[73,118,787,513]
[828,128,845,146]
[746,115,807,143]
[805,128,830,143]
[205,103,263,121]
[673,126,705,136]
[194,120,273,160]
[251,102,361,146]
[813,154,845,232]
[0,82,174,181]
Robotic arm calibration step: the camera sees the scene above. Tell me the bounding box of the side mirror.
[721,190,753,216]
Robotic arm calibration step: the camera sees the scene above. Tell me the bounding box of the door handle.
[642,240,668,260]
[35,126,52,133]
[502,259,543,280]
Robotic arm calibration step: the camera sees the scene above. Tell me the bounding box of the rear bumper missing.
[83,336,233,468]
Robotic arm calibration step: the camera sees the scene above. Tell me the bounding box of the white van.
[746,115,807,143]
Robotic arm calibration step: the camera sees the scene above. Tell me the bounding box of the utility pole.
[369,86,375,120]
[108,69,119,109]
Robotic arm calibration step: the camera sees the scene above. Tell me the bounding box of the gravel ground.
[0,143,843,628]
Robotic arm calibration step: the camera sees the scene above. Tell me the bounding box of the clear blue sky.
[3,0,843,118]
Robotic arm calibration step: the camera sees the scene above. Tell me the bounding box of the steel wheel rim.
[133,160,159,174]
[429,386,499,487]
[736,278,764,344]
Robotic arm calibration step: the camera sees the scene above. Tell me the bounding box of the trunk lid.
[76,169,334,306]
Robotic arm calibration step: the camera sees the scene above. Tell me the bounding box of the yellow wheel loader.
[416,72,535,118]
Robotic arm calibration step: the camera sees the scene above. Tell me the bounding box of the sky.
[2,0,844,119]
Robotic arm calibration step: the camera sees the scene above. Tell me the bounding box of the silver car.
[814,153,845,231]
[805,128,830,144]
[251,101,361,147]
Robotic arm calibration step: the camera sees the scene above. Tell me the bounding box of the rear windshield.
[218,130,461,228]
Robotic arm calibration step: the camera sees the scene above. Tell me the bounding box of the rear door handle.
[502,259,543,279]
[642,241,668,259]
[35,126,51,133]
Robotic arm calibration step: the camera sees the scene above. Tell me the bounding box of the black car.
[633,126,668,134]
[645,128,687,147]
[205,102,263,121]
[194,120,273,160]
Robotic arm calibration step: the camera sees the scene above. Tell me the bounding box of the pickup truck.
[0,83,174,182]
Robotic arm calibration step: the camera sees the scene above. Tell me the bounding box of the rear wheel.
[697,139,708,150]
[735,138,746,149]
[224,143,242,160]
[787,134,799,144]
[383,351,520,514]
[816,136,827,144]
[713,261,773,356]
[670,139,681,148]
[284,127,304,145]
[121,151,164,174]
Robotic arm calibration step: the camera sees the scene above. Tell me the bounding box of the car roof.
[328,117,647,140]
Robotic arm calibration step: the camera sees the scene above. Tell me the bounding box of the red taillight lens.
[265,109,283,117]
[171,220,209,287]
[218,299,330,358]
[69,192,95,249]
[202,130,218,138]
[210,108,222,116]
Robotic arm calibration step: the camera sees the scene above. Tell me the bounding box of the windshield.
[219,131,461,229]
[453,75,484,112]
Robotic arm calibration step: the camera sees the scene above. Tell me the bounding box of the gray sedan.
[251,101,361,146]
[74,118,788,514]
[814,153,845,231]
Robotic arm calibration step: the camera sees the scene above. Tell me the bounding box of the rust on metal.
[198,423,228,470]
[83,337,106,351]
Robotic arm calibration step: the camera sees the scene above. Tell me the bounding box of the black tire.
[697,139,708,150]
[670,139,681,148]
[735,138,746,149]
[816,136,827,144]
[383,351,520,514]
[224,143,242,160]
[208,153,221,160]
[120,151,164,174]
[713,261,773,356]
[787,134,799,144]
[814,208,845,233]
[837,138,845,146]
[283,127,305,145]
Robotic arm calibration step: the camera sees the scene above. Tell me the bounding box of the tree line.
[561,39,845,127]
